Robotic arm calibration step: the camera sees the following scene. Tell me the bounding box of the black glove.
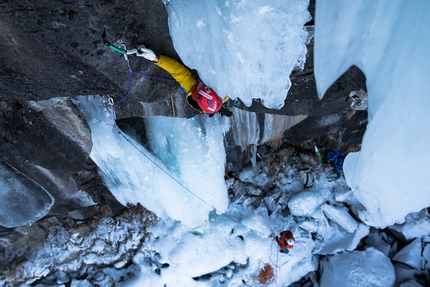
[218,107,233,117]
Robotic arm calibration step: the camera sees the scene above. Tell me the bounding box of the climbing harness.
[102,27,175,105]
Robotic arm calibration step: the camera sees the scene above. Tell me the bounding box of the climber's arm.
[154,55,197,94]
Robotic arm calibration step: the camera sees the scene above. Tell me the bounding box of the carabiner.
[108,96,114,106]
[118,43,131,68]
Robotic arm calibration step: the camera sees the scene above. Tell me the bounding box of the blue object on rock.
[326,150,345,171]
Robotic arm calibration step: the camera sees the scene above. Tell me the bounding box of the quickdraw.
[101,26,175,105]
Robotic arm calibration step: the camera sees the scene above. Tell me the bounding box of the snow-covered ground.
[4,137,430,286]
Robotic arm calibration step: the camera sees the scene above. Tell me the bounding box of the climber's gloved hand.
[136,46,157,61]
[218,107,233,117]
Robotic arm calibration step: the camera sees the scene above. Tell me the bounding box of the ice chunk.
[238,165,270,187]
[319,248,395,287]
[73,95,229,228]
[0,163,54,228]
[399,280,425,287]
[312,209,369,255]
[70,279,92,287]
[392,238,422,270]
[365,230,396,258]
[298,220,319,233]
[321,204,358,233]
[391,209,430,241]
[422,243,430,272]
[393,265,420,287]
[288,190,325,216]
[316,0,430,228]
[165,0,311,109]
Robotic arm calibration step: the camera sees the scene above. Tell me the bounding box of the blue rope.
[114,66,176,105]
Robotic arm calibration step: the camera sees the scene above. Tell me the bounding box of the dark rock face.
[0,99,89,172]
[0,0,190,269]
[0,0,180,223]
[226,36,367,170]
[0,0,177,101]
[0,0,368,275]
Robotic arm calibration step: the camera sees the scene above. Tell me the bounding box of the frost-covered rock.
[319,248,395,287]
[391,209,430,241]
[392,238,422,270]
[399,280,424,287]
[0,163,54,228]
[365,230,397,258]
[393,264,420,287]
[288,190,325,216]
[321,204,358,233]
[0,206,155,286]
[311,209,369,255]
[70,279,92,287]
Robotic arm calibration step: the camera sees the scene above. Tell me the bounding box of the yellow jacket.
[155,55,229,114]
[155,55,204,112]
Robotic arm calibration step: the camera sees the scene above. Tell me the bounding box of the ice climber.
[276,230,295,254]
[135,46,233,117]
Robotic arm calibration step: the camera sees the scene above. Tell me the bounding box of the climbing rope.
[181,118,276,236]
[113,55,176,105]
[99,102,261,233]
[101,29,280,282]
[102,27,278,248]
[102,30,275,235]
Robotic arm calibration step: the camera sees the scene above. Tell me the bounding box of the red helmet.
[193,85,222,114]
